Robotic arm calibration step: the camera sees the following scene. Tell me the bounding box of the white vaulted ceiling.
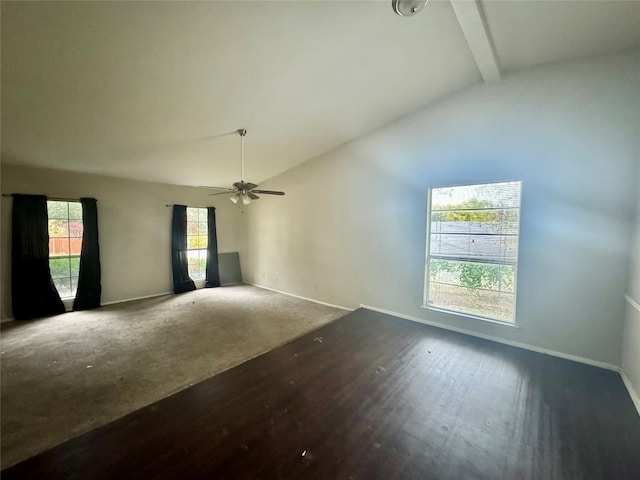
[2,1,639,187]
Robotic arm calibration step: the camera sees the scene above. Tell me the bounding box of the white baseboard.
[1,284,349,322]
[102,291,172,306]
[360,304,620,372]
[620,370,640,416]
[1,291,173,321]
[622,294,640,415]
[246,282,354,312]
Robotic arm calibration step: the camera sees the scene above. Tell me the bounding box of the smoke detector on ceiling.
[392,0,429,16]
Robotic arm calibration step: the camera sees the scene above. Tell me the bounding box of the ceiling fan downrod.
[238,129,246,182]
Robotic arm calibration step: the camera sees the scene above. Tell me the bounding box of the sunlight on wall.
[243,51,639,366]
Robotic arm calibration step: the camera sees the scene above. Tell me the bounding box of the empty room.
[1,0,639,478]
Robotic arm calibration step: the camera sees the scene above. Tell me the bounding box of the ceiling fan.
[203,129,285,205]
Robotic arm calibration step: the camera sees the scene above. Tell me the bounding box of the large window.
[424,181,521,323]
[186,207,208,280]
[48,201,83,299]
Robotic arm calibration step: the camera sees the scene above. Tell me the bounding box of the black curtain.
[11,194,65,320]
[171,205,196,294]
[205,207,221,288]
[73,197,101,311]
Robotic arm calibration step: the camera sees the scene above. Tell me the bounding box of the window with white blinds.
[424,181,522,323]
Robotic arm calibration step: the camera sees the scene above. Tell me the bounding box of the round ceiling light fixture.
[392,0,429,16]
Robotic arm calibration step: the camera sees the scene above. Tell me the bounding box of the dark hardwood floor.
[3,308,639,479]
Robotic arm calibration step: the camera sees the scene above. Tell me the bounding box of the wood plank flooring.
[2,308,639,479]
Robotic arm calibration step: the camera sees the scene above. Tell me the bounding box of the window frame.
[422,180,522,326]
[47,200,83,300]
[186,207,208,281]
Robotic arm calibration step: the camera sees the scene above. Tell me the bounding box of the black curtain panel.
[73,197,102,311]
[171,205,196,294]
[205,207,221,288]
[11,194,65,320]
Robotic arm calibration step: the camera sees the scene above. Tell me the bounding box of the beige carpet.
[0,285,347,468]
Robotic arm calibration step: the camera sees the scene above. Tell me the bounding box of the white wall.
[0,165,246,319]
[622,156,640,410]
[243,50,640,366]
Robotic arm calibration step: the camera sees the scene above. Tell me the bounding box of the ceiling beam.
[450,0,501,82]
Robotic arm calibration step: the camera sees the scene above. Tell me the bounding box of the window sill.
[61,298,75,312]
[420,305,519,328]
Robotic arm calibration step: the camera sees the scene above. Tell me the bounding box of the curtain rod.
[2,193,83,202]
[165,204,214,208]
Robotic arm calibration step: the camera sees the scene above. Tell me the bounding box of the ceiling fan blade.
[246,191,260,200]
[251,190,285,196]
[244,182,258,190]
[199,185,235,191]
[209,190,236,196]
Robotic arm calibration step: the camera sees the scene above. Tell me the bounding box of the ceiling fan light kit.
[204,129,285,208]
[230,193,251,205]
